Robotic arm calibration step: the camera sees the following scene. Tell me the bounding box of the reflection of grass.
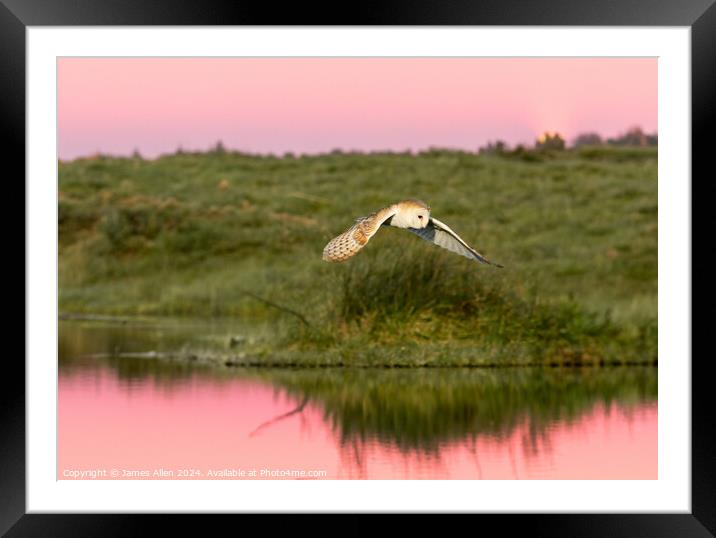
[59,148,657,365]
[239,367,657,453]
[60,323,657,454]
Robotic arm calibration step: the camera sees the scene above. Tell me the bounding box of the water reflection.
[253,368,656,454]
[59,321,657,479]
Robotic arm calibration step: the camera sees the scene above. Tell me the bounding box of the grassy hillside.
[58,146,657,366]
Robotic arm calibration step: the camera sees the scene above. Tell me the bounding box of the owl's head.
[401,199,431,229]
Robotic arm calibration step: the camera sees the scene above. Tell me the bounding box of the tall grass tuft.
[337,237,483,321]
[333,235,635,363]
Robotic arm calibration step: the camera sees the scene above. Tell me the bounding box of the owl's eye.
[418,215,423,220]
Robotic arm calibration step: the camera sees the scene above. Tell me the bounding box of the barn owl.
[322,199,503,267]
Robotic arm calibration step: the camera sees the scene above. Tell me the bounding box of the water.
[58,320,657,480]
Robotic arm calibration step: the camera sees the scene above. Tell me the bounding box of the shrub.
[337,241,481,320]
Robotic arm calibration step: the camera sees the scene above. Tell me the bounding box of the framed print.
[6,0,710,534]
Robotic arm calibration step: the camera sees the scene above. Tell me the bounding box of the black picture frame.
[5,1,709,535]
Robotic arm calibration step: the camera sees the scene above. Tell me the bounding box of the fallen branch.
[239,289,311,327]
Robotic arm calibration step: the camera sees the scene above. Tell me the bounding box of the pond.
[58,320,657,480]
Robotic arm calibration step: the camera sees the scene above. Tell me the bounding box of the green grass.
[58,146,657,366]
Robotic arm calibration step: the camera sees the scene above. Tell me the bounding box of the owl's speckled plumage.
[322,199,503,267]
[322,205,396,262]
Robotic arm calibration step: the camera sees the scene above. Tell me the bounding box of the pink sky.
[57,57,657,160]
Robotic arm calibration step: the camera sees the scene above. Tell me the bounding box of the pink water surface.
[58,369,657,480]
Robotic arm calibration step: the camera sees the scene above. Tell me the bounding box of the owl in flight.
[322,199,503,267]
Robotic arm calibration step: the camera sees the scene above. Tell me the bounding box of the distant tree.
[131,148,143,160]
[535,132,565,151]
[479,140,508,155]
[210,140,227,154]
[572,132,603,148]
[607,126,649,146]
[622,126,647,146]
[646,133,658,146]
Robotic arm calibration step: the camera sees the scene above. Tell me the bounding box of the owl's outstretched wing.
[407,217,503,267]
[322,206,396,262]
